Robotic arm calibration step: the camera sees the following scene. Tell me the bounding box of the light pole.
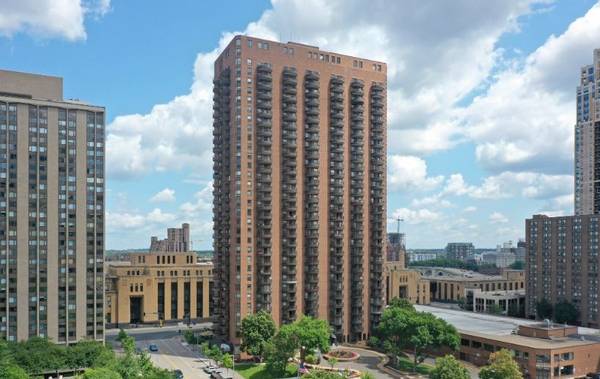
[396,217,404,234]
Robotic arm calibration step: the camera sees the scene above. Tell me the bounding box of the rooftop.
[414,267,504,281]
[415,305,600,349]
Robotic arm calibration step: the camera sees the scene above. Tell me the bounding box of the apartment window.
[247,40,253,48]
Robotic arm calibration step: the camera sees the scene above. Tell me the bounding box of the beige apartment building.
[384,262,430,305]
[106,251,212,326]
[212,35,387,344]
[413,267,525,303]
[0,70,105,343]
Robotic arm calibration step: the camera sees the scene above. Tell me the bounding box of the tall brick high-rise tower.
[212,36,387,344]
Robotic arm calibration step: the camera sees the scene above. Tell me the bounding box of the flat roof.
[414,267,505,281]
[415,305,600,349]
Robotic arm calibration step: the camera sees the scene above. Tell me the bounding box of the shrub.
[305,354,317,364]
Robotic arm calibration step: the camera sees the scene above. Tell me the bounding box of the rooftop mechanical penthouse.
[212,36,387,344]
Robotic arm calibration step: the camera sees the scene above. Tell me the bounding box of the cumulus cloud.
[0,0,110,41]
[469,171,572,201]
[106,0,550,179]
[460,2,600,174]
[388,155,444,191]
[390,207,442,225]
[107,208,176,230]
[150,188,176,203]
[180,181,213,216]
[489,211,509,224]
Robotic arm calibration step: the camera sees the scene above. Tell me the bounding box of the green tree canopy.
[81,367,123,379]
[479,349,523,379]
[240,310,277,360]
[0,363,29,379]
[265,324,300,374]
[388,298,415,311]
[536,298,553,319]
[302,370,346,379]
[430,355,469,379]
[554,300,579,325]
[377,306,460,372]
[264,314,331,374]
[222,353,234,370]
[508,261,524,270]
[294,316,331,354]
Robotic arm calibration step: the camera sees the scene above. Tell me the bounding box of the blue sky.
[1,0,599,250]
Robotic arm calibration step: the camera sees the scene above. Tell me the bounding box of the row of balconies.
[328,88,342,202]
[283,86,297,96]
[304,70,320,316]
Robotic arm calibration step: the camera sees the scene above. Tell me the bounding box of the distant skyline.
[1,0,599,249]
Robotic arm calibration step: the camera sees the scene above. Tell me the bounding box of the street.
[106,325,213,378]
[141,337,211,378]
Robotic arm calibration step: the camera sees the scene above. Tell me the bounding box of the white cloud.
[489,211,509,224]
[107,0,549,179]
[388,155,444,191]
[180,181,213,216]
[469,171,572,201]
[463,206,477,213]
[410,195,453,208]
[0,0,110,41]
[443,174,475,196]
[150,188,176,203]
[390,207,442,225]
[460,2,600,174]
[107,208,176,230]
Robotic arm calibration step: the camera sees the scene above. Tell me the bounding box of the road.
[141,337,212,378]
[106,325,214,379]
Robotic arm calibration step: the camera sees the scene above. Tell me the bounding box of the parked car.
[210,369,224,379]
[148,344,159,352]
[203,366,219,374]
[173,369,184,379]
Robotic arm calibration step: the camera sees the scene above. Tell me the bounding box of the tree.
[360,372,375,379]
[303,370,346,379]
[222,353,234,374]
[265,325,299,374]
[0,364,29,379]
[377,306,460,372]
[206,345,223,365]
[117,329,128,342]
[327,356,338,370]
[509,261,524,270]
[554,300,579,324]
[240,310,276,361]
[430,355,469,379]
[507,302,524,318]
[66,340,115,369]
[264,314,331,374]
[388,298,415,311]
[81,367,122,379]
[486,303,502,315]
[536,298,553,319]
[479,349,523,379]
[294,316,332,354]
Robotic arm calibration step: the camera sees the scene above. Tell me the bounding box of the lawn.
[235,363,298,379]
[392,356,434,375]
